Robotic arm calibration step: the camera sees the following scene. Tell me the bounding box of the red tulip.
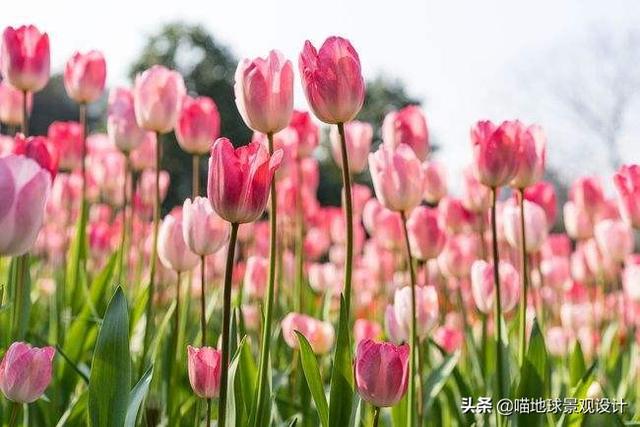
[382,105,429,161]
[133,65,185,133]
[289,110,319,158]
[64,50,106,104]
[0,25,50,92]
[12,133,58,179]
[0,342,55,403]
[207,137,283,224]
[354,339,410,407]
[0,81,32,125]
[47,121,83,171]
[176,95,220,155]
[299,36,365,124]
[510,123,546,189]
[107,87,148,153]
[407,206,445,261]
[182,197,229,256]
[330,120,372,174]
[614,164,640,229]
[470,120,519,188]
[187,345,222,399]
[235,50,294,134]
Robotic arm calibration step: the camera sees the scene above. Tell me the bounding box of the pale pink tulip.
[570,177,604,219]
[133,65,186,133]
[330,120,372,173]
[623,256,640,301]
[107,87,150,153]
[0,25,50,92]
[524,181,557,229]
[422,160,447,204]
[471,260,520,314]
[0,342,55,403]
[182,197,229,256]
[393,285,439,340]
[438,234,479,279]
[439,197,477,234]
[502,199,548,253]
[353,319,382,344]
[158,213,200,272]
[0,81,32,125]
[546,326,571,357]
[243,255,268,299]
[281,313,335,354]
[382,105,429,161]
[461,165,491,213]
[594,219,633,263]
[63,50,106,104]
[563,201,593,240]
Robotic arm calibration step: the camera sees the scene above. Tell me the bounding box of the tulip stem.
[168,270,182,422]
[200,255,207,346]
[79,102,88,204]
[192,154,200,198]
[206,398,212,427]
[118,153,130,286]
[517,188,530,366]
[490,187,505,426]
[400,210,420,427]
[21,90,29,136]
[372,406,380,427]
[8,401,20,427]
[219,222,239,427]
[295,157,305,313]
[337,122,354,316]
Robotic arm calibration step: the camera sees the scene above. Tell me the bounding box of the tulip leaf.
[557,362,597,427]
[295,331,329,427]
[328,295,354,427]
[66,199,88,314]
[124,365,153,427]
[226,336,248,427]
[423,351,460,415]
[236,335,258,426]
[88,287,131,427]
[8,254,32,342]
[569,340,586,387]
[498,315,511,398]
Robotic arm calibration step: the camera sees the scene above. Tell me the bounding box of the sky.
[3,0,640,191]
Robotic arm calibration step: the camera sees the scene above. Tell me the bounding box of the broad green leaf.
[569,340,586,387]
[295,331,329,427]
[558,362,597,427]
[515,320,550,427]
[226,336,248,427]
[239,339,258,416]
[88,287,131,427]
[423,352,460,414]
[8,255,32,342]
[391,392,408,427]
[55,392,88,427]
[125,366,153,427]
[497,315,511,398]
[328,295,353,427]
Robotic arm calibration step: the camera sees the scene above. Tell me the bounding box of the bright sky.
[3,0,640,190]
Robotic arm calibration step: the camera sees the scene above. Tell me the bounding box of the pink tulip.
[439,197,477,234]
[471,260,520,314]
[0,81,32,125]
[433,325,463,353]
[623,257,640,301]
[244,255,268,299]
[234,50,294,134]
[422,160,447,204]
[510,124,546,189]
[281,313,335,354]
[0,25,50,92]
[0,154,51,256]
[470,120,519,188]
[407,206,445,261]
[330,120,372,173]
[370,208,403,250]
[187,345,221,399]
[107,87,148,153]
[12,134,58,179]
[63,50,106,104]
[158,212,200,272]
[182,197,229,256]
[299,36,365,124]
[540,256,571,289]
[613,164,640,229]
[563,201,593,240]
[461,165,491,213]
[353,319,382,344]
[438,234,479,279]
[369,143,424,213]
[541,233,572,259]
[594,219,633,263]
[502,199,548,253]
[133,65,186,133]
[175,95,220,155]
[129,132,157,171]
[354,339,410,407]
[207,137,283,224]
[382,105,429,161]
[47,121,83,171]
[524,181,557,229]
[0,342,55,403]
[393,285,439,340]
[545,327,571,357]
[137,169,170,206]
[570,177,604,219]
[308,262,338,294]
[289,110,319,158]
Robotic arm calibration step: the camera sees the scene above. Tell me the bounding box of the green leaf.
[423,351,460,414]
[88,287,131,427]
[295,331,329,427]
[66,199,88,314]
[515,320,550,427]
[391,392,408,427]
[497,315,511,398]
[9,254,32,342]
[569,340,586,387]
[125,366,153,427]
[558,362,597,427]
[226,336,248,427]
[328,295,354,427]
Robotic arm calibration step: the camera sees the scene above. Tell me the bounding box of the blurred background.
[2,0,640,224]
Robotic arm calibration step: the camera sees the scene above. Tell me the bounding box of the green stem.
[8,401,20,427]
[79,103,88,204]
[192,154,200,198]
[517,188,529,366]
[206,398,212,427]
[200,255,207,346]
[12,254,29,341]
[295,157,305,313]
[118,154,130,285]
[168,270,182,422]
[21,90,29,136]
[490,187,505,426]
[337,123,354,315]
[400,210,419,427]
[218,223,239,427]
[372,406,380,427]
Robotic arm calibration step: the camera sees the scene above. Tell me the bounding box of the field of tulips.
[1,22,640,427]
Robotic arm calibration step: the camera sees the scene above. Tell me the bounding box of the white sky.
[3,0,640,190]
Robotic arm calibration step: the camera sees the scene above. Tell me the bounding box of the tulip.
[47,121,84,171]
[0,25,50,93]
[63,50,107,104]
[187,345,222,399]
[439,197,476,234]
[570,177,604,219]
[369,143,424,213]
[182,197,229,256]
[524,181,557,229]
[382,105,429,161]
[137,169,170,206]
[207,137,283,224]
[437,234,479,279]
[471,260,520,314]
[354,339,410,408]
[0,81,32,126]
[393,285,439,340]
[407,206,445,261]
[12,134,58,179]
[422,160,447,204]
[244,255,268,299]
[470,120,519,188]
[461,165,491,213]
[133,65,186,133]
[372,208,403,250]
[308,262,338,294]
[0,342,55,403]
[158,213,200,273]
[0,154,51,256]
[354,319,382,344]
[594,219,633,263]
[330,120,372,174]
[129,132,157,171]
[623,258,640,301]
[545,327,571,357]
[502,199,548,253]
[234,50,294,134]
[175,95,220,155]
[563,201,593,240]
[107,87,148,153]
[614,164,640,229]
[433,325,464,353]
[289,110,319,158]
[299,36,365,124]
[510,124,546,189]
[541,233,572,259]
[281,313,335,354]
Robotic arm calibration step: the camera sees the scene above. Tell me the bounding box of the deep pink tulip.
[369,143,424,213]
[393,285,439,340]
[563,201,593,240]
[433,325,463,353]
[63,50,106,104]
[461,165,491,213]
[524,181,557,229]
[281,313,335,354]
[570,177,604,219]
[207,137,283,224]
[0,81,32,125]
[613,164,640,229]
[289,110,319,158]
[471,260,520,314]
[107,87,148,153]
[175,95,220,155]
[244,255,268,299]
[510,124,546,189]
[133,65,186,133]
[182,197,229,256]
[422,160,447,204]
[354,319,382,344]
[382,105,429,161]
[502,199,548,254]
[330,120,372,174]
[470,120,519,188]
[0,342,55,403]
[47,121,83,171]
[0,25,50,92]
[299,36,365,124]
[12,133,58,179]
[0,154,51,256]
[158,212,200,272]
[354,339,409,408]
[594,219,633,263]
[187,345,222,399]
[407,206,445,261]
[235,50,294,134]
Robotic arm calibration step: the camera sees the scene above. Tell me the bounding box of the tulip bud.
[64,50,107,104]
[107,87,148,153]
[182,197,229,256]
[614,164,640,229]
[133,65,186,133]
[0,342,55,403]
[382,105,429,161]
[281,313,335,354]
[510,124,546,189]
[502,199,548,253]
[470,260,520,314]
[407,206,445,261]
[470,120,519,188]
[175,95,221,155]
[12,134,58,179]
[563,201,593,240]
[354,339,409,407]
[1,25,50,92]
[299,36,365,124]
[187,345,221,399]
[0,81,32,126]
[330,120,372,174]
[158,213,200,272]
